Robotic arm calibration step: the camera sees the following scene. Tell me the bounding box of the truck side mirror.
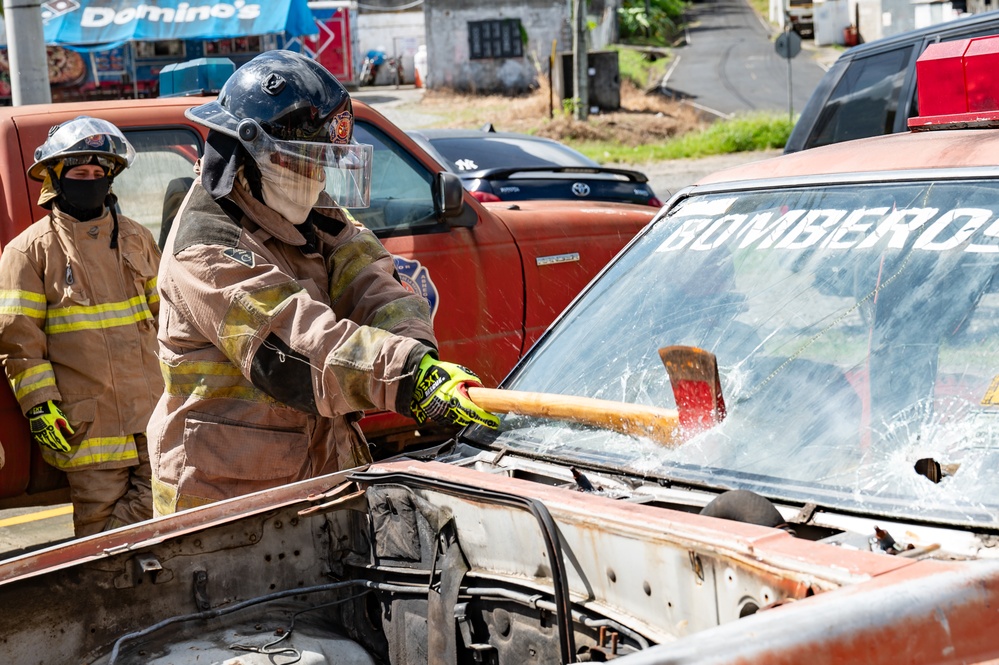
[434,171,474,227]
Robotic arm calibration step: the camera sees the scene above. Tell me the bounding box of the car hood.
[0,454,997,665]
[700,128,999,185]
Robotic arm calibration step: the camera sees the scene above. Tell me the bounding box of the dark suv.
[784,9,999,153]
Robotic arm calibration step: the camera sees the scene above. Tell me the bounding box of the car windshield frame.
[464,170,999,529]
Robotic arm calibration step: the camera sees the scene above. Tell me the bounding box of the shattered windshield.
[472,179,999,527]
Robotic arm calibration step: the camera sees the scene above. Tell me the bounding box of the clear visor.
[45,117,135,166]
[239,120,373,209]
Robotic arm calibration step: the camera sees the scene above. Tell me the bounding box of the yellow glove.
[27,400,74,452]
[411,355,499,429]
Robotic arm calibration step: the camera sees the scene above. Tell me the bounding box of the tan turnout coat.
[0,207,162,470]
[148,179,436,514]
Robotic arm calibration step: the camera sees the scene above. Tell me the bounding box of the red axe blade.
[658,345,726,434]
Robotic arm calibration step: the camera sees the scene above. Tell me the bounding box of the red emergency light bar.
[908,34,999,130]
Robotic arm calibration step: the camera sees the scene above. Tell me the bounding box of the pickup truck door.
[349,118,524,389]
[0,115,206,503]
[489,200,652,351]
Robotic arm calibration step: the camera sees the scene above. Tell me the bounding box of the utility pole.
[4,0,51,105]
[572,0,588,121]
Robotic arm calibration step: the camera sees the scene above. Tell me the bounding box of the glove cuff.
[26,400,53,418]
[396,347,437,419]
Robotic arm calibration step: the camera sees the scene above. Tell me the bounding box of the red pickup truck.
[0,95,656,507]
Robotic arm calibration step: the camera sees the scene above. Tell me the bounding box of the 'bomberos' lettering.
[658,200,999,254]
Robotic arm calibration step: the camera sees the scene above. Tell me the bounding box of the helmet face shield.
[185,50,368,207]
[29,117,134,182]
[28,116,135,181]
[238,119,373,209]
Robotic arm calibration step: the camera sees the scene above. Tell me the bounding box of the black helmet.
[187,49,354,145]
[187,50,371,209]
[28,115,135,182]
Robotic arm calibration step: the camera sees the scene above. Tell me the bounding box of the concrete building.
[772,0,970,46]
[358,0,621,94]
[356,5,425,84]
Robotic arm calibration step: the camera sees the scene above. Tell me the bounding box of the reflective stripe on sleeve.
[327,325,394,411]
[218,281,304,366]
[145,276,159,305]
[45,295,154,334]
[151,477,178,516]
[161,359,277,403]
[328,232,391,306]
[43,434,138,469]
[369,295,433,331]
[10,363,57,402]
[0,289,46,320]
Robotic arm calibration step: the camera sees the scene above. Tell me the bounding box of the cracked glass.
[470,179,999,528]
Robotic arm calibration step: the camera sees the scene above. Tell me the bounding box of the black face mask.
[58,176,110,220]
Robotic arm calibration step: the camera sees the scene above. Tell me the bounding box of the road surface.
[663,0,834,118]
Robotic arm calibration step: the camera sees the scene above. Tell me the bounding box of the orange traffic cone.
[414,66,423,88]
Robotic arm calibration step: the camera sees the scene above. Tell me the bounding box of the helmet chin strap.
[107,191,119,249]
[242,156,265,202]
[45,165,64,202]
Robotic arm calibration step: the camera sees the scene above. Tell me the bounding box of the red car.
[0,92,656,508]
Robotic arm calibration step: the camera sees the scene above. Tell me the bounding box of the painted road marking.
[0,504,72,528]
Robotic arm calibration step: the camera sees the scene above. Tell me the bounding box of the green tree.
[618,0,687,44]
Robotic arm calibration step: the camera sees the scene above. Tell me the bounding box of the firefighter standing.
[0,116,162,536]
[148,50,497,515]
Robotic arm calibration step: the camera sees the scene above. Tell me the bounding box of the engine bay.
[0,455,994,665]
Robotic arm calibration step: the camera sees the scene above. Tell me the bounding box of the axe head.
[658,345,727,434]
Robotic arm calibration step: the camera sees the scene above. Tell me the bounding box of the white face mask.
[257,159,324,224]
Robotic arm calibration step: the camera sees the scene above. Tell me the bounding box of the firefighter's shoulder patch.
[223,247,255,268]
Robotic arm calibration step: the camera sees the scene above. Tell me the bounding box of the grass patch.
[611,45,672,89]
[745,0,771,25]
[573,111,795,162]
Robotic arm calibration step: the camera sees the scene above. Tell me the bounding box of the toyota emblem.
[571,182,591,197]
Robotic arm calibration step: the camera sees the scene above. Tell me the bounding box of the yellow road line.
[0,505,73,528]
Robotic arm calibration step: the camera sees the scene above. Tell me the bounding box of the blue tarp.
[42,0,317,46]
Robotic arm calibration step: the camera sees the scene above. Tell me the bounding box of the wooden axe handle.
[467,387,681,447]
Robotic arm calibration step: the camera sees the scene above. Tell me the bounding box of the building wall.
[423,0,561,93]
[853,0,885,41]
[356,10,426,84]
[849,0,964,41]
[912,2,964,30]
[589,0,621,50]
[813,0,852,46]
[423,0,619,94]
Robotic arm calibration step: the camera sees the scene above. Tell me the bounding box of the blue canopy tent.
[42,0,316,45]
[28,0,317,99]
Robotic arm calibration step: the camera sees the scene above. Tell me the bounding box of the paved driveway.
[663,0,835,118]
